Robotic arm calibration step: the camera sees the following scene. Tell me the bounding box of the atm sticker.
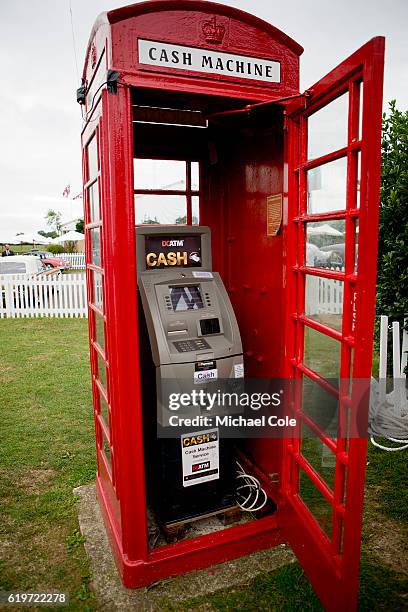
[234,363,244,378]
[194,360,218,384]
[192,271,213,278]
[181,429,219,487]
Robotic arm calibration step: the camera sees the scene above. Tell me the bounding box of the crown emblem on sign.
[202,16,226,44]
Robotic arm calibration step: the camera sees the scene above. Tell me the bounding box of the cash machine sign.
[181,429,220,487]
[145,235,202,269]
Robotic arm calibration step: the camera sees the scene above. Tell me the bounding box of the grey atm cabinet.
[136,225,244,424]
[136,225,244,525]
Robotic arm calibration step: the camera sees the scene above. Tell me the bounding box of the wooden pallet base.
[161,505,242,543]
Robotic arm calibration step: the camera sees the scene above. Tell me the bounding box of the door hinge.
[107,70,120,94]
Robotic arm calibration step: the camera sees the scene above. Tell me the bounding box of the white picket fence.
[0,266,344,320]
[0,273,87,318]
[57,252,86,269]
[305,275,344,315]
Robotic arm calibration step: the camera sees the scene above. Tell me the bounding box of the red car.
[41,256,69,270]
[22,250,69,270]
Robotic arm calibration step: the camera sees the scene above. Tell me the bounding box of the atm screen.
[170,286,204,311]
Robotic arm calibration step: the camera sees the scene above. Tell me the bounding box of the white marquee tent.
[52,231,85,243]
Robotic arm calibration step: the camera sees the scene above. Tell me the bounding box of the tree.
[76,218,84,233]
[175,215,199,224]
[45,210,62,235]
[376,101,408,327]
[142,215,160,224]
[38,229,57,239]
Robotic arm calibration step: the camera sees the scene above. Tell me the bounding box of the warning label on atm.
[181,429,219,487]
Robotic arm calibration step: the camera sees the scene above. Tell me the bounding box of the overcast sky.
[0,0,407,239]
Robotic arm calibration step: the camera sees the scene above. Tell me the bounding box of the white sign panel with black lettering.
[138,39,281,83]
[181,429,219,487]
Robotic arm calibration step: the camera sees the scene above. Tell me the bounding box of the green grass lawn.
[0,319,96,610]
[0,319,406,610]
[3,244,48,254]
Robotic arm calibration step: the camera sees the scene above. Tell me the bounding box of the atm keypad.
[173,338,211,353]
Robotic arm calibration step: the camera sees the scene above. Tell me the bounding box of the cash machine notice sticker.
[194,360,218,384]
[181,429,219,487]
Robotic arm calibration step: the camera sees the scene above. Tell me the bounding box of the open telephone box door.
[280,37,384,610]
[80,3,384,609]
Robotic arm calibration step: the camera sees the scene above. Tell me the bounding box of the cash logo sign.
[192,461,211,472]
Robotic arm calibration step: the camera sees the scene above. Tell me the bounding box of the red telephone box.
[80,2,384,609]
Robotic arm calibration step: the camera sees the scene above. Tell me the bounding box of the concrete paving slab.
[74,483,295,611]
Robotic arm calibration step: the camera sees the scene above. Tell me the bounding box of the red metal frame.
[281,37,384,611]
[80,2,384,608]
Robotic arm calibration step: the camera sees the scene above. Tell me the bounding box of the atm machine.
[137,225,244,528]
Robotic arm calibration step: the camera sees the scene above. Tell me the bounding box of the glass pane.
[305,275,343,332]
[86,52,106,109]
[358,83,364,140]
[94,311,105,352]
[92,271,104,311]
[299,471,332,539]
[302,378,339,437]
[307,93,348,160]
[134,159,186,190]
[90,228,101,267]
[306,220,345,270]
[307,157,347,214]
[97,352,107,389]
[135,194,187,225]
[87,135,98,180]
[102,432,112,470]
[354,219,359,273]
[301,422,336,491]
[304,327,341,380]
[0,261,27,274]
[89,181,100,223]
[192,196,200,225]
[356,151,361,209]
[350,349,355,386]
[191,162,200,190]
[99,393,110,433]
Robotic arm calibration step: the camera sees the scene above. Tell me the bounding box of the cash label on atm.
[145,234,202,268]
[194,360,218,383]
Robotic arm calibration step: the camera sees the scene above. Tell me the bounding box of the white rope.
[235,462,268,512]
[369,378,408,451]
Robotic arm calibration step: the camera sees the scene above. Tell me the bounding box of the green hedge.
[46,244,65,254]
[377,101,408,332]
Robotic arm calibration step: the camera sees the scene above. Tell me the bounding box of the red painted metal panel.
[281,37,384,611]
[101,85,149,562]
[83,1,302,104]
